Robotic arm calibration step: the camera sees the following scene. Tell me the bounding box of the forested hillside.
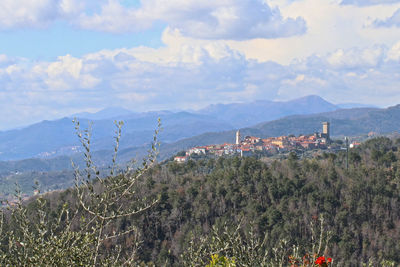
[1,137,400,266]
[133,137,400,265]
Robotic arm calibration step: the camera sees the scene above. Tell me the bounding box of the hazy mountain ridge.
[0,112,233,161]
[148,104,400,161]
[0,101,395,195]
[196,95,339,128]
[0,95,350,161]
[4,103,395,171]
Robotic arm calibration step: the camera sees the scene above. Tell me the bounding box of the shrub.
[0,119,161,266]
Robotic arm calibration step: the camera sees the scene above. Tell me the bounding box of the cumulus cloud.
[0,0,83,29]
[76,0,152,33]
[0,44,280,127]
[387,41,400,61]
[340,0,400,6]
[0,54,17,67]
[373,8,400,27]
[0,0,307,40]
[325,46,386,69]
[1,42,400,128]
[139,0,308,40]
[277,44,400,104]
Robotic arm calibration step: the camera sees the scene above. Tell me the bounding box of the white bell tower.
[236,130,241,145]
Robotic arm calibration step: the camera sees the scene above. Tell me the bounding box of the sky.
[0,0,400,129]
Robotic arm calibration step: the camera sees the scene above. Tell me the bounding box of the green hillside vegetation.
[0,156,73,173]
[0,170,75,197]
[1,133,400,266]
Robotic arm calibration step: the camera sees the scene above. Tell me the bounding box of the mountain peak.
[289,95,332,103]
[196,95,338,128]
[287,95,337,110]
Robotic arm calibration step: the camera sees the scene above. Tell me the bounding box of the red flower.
[315,256,333,265]
[315,256,326,265]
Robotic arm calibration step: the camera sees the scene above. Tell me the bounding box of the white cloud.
[326,46,386,69]
[1,39,400,128]
[387,41,400,61]
[0,0,83,29]
[0,54,16,67]
[76,0,151,33]
[276,43,400,105]
[0,0,307,40]
[47,55,82,79]
[1,0,400,130]
[77,0,307,39]
[218,0,400,64]
[0,44,283,127]
[373,8,400,27]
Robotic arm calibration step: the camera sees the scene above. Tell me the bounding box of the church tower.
[322,122,330,141]
[236,130,241,145]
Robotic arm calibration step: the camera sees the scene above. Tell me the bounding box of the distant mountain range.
[0,97,394,195]
[0,112,232,161]
[61,103,397,166]
[0,95,361,161]
[141,104,400,162]
[5,103,391,172]
[196,95,339,128]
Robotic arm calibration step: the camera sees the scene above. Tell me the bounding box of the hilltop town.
[175,122,339,162]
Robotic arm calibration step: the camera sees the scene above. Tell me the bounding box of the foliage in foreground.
[0,120,161,266]
[182,215,335,267]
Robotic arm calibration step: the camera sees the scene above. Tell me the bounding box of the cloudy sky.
[1,0,400,129]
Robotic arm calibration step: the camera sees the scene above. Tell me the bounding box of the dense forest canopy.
[1,136,400,266]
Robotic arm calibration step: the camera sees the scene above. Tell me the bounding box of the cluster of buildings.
[174,122,332,163]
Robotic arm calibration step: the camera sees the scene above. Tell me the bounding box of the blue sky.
[0,0,400,129]
[0,21,165,60]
